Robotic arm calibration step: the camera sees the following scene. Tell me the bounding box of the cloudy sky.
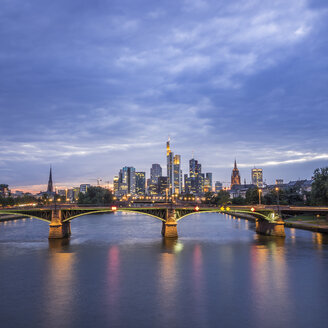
[0,0,327,191]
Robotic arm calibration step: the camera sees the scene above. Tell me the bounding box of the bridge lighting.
[220,206,225,211]
[251,207,255,212]
[226,207,230,211]
[111,206,117,211]
[194,206,200,211]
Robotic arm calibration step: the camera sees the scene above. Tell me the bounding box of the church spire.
[47,166,53,193]
[231,159,241,186]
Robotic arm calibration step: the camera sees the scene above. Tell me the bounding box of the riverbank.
[0,214,28,222]
[229,212,328,234]
[285,220,328,233]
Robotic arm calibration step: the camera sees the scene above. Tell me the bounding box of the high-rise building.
[204,172,213,192]
[184,174,191,194]
[189,158,200,178]
[275,179,284,185]
[251,168,263,188]
[231,160,241,186]
[187,157,204,195]
[148,163,162,195]
[135,172,146,195]
[118,166,136,196]
[150,164,162,182]
[113,176,119,196]
[173,155,182,194]
[166,138,174,195]
[158,176,168,196]
[215,181,223,193]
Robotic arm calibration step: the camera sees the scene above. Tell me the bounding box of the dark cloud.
[0,0,327,189]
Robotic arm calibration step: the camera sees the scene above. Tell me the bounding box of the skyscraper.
[135,172,146,195]
[150,164,162,182]
[166,138,174,195]
[118,166,136,195]
[173,155,182,194]
[204,172,213,192]
[251,168,263,188]
[113,176,119,196]
[231,160,241,186]
[158,176,168,196]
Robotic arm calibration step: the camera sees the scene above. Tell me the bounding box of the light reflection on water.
[1,212,328,328]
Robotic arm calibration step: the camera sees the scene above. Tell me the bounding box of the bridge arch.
[62,209,166,222]
[176,209,276,222]
[0,211,51,223]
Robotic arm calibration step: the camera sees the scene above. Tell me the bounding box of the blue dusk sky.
[0,0,327,191]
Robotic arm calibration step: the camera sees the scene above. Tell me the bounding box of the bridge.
[0,203,289,238]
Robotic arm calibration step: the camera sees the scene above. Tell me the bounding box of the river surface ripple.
[1,212,328,328]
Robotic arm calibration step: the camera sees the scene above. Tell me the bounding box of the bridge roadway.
[1,203,327,239]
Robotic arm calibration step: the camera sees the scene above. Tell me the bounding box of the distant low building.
[275,179,284,185]
[80,184,91,194]
[215,181,223,193]
[0,184,10,197]
[229,183,256,198]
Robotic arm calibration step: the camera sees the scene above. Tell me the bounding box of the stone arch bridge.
[0,205,285,238]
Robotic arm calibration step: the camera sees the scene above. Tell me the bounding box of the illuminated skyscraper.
[118,166,136,195]
[251,168,263,188]
[173,155,182,194]
[166,138,174,195]
[189,158,201,178]
[150,164,162,182]
[113,176,119,196]
[204,172,213,192]
[135,172,146,195]
[231,160,241,186]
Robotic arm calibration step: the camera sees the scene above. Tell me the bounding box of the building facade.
[251,168,263,188]
[135,172,146,195]
[118,166,136,196]
[166,139,174,195]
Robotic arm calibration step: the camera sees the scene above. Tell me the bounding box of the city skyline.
[1,0,328,191]
[6,139,319,194]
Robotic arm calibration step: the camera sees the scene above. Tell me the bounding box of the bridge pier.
[161,221,178,238]
[48,210,71,239]
[255,219,285,237]
[162,208,178,238]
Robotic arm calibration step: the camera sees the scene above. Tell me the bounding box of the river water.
[1,212,328,328]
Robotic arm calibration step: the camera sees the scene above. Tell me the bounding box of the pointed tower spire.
[47,165,53,193]
[234,159,237,169]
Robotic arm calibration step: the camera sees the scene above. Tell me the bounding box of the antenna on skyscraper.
[192,150,194,159]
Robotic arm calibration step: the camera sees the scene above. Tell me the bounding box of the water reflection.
[158,243,178,325]
[250,236,291,327]
[192,244,209,327]
[312,232,328,250]
[43,241,75,328]
[161,238,184,254]
[107,245,120,325]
